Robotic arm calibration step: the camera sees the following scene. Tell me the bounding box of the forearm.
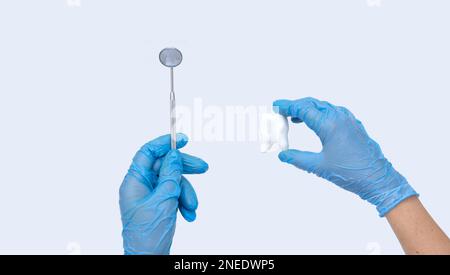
[386,196,450,255]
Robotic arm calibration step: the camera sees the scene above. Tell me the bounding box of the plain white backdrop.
[0,0,449,254]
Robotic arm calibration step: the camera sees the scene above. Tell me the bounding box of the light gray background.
[0,0,449,255]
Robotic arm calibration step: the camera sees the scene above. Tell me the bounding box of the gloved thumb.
[278,149,322,174]
[153,150,183,200]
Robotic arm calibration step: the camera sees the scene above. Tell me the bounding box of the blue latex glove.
[273,97,418,217]
[119,133,208,255]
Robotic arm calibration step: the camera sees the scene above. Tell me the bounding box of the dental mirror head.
[159,48,183,68]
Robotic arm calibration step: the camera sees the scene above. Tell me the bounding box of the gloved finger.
[152,153,209,175]
[291,117,303,123]
[278,149,322,174]
[180,206,196,222]
[134,133,188,171]
[179,153,209,174]
[273,97,323,116]
[152,150,183,201]
[179,176,199,222]
[179,176,198,211]
[126,133,188,191]
[273,98,328,135]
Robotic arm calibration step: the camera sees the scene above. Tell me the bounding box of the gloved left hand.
[273,97,417,217]
[119,133,208,255]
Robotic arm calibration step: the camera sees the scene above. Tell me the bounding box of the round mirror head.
[159,48,183,68]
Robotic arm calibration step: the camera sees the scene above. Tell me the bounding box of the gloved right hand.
[273,97,418,217]
[119,133,208,255]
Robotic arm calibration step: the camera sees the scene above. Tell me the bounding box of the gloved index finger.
[151,152,209,175]
[273,97,322,117]
[273,97,327,136]
[131,133,188,172]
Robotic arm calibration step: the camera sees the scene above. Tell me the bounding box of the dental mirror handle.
[170,67,176,150]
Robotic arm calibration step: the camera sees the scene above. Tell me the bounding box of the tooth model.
[259,111,289,153]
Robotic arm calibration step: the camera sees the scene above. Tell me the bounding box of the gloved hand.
[273,97,418,217]
[119,133,208,255]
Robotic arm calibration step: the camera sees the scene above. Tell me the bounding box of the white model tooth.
[259,111,289,153]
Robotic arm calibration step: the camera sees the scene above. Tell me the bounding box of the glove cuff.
[374,172,419,217]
